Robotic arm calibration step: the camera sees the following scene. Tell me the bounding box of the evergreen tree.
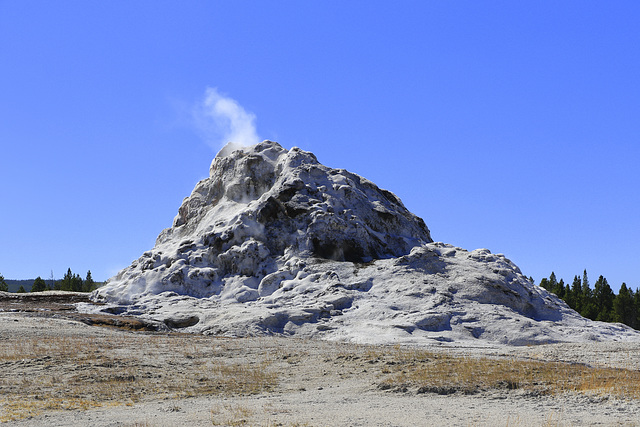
[539,273,569,301]
[539,277,550,291]
[17,285,26,293]
[540,272,558,292]
[582,270,590,295]
[553,278,566,299]
[60,268,74,291]
[613,283,636,328]
[593,275,614,322]
[569,275,582,312]
[564,279,576,310]
[71,273,83,292]
[634,288,640,329]
[0,274,8,292]
[580,271,597,320]
[549,272,558,288]
[83,270,95,292]
[31,276,48,292]
[531,269,639,331]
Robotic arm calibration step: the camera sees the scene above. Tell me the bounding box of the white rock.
[90,141,640,346]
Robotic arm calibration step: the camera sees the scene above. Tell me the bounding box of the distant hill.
[5,279,35,292]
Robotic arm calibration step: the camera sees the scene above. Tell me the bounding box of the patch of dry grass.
[210,403,312,427]
[0,333,278,422]
[3,323,640,424]
[210,403,254,426]
[376,346,640,399]
[0,397,105,422]
[211,362,278,395]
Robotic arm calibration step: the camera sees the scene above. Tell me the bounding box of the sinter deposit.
[89,141,639,345]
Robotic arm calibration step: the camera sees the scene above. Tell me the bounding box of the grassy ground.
[2,323,640,424]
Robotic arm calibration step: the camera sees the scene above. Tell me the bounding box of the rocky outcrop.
[89,141,640,346]
[96,141,431,303]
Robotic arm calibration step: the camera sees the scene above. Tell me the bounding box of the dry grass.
[0,333,278,422]
[375,346,640,399]
[210,403,254,426]
[209,403,312,427]
[0,398,105,422]
[211,362,278,395]
[2,323,640,424]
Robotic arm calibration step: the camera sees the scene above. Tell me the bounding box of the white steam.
[195,87,260,148]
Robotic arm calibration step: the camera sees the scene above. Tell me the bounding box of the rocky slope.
[89,141,639,345]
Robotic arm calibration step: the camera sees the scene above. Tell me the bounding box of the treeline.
[537,270,639,330]
[0,269,100,293]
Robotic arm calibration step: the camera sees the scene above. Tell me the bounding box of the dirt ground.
[1,292,640,426]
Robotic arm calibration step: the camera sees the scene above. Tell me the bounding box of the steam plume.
[195,87,260,148]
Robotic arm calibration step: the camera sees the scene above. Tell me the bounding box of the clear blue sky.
[1,1,638,291]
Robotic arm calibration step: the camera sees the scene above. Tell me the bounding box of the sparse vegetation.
[209,403,312,427]
[0,333,278,422]
[210,403,254,426]
[1,269,102,293]
[373,346,640,399]
[2,321,640,424]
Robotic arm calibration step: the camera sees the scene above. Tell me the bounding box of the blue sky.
[1,1,638,291]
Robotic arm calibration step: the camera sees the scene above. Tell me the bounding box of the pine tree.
[565,283,571,299]
[553,278,566,299]
[570,275,582,312]
[0,274,8,292]
[613,283,636,328]
[533,268,639,331]
[635,288,640,329]
[83,270,95,292]
[539,272,558,292]
[31,276,48,292]
[539,272,568,300]
[582,269,590,295]
[580,271,597,320]
[539,277,550,291]
[564,280,576,310]
[17,285,26,293]
[547,272,558,292]
[594,275,614,322]
[61,268,74,291]
[71,273,83,292]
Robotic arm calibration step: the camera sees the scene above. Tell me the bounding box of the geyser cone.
[90,141,640,346]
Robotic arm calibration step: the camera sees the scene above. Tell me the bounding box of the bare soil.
[1,292,640,426]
